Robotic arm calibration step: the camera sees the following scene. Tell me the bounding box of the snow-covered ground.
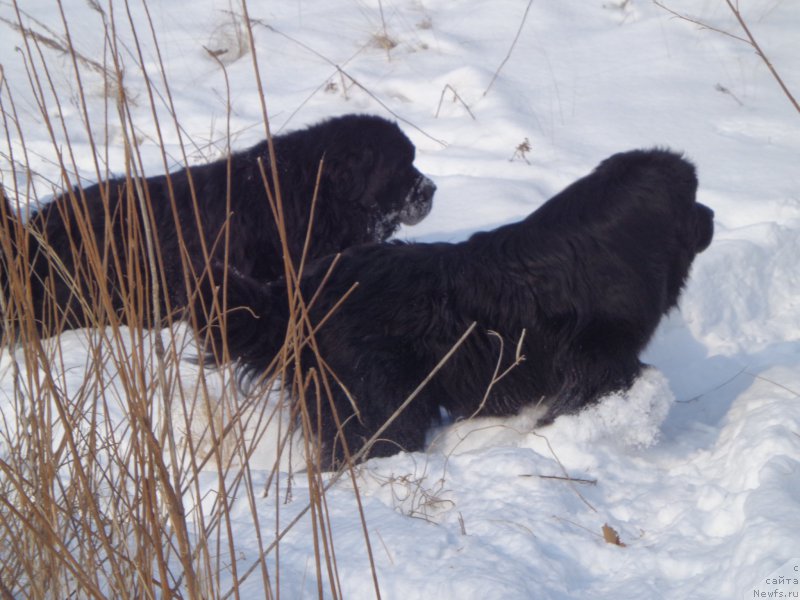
[1,0,799,598]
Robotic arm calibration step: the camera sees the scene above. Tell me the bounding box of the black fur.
[0,114,435,333]
[197,149,714,468]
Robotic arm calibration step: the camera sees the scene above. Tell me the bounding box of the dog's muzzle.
[694,203,714,253]
[399,174,436,226]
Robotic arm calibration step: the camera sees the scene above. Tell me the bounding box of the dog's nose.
[399,175,436,226]
[694,203,714,253]
[419,176,436,202]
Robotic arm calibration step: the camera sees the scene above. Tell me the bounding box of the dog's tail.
[191,261,289,380]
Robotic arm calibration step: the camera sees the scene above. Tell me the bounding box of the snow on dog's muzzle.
[400,174,436,226]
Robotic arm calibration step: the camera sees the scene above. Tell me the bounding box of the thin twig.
[435,84,476,120]
[258,22,447,147]
[723,0,799,114]
[654,0,799,115]
[531,431,597,513]
[534,474,597,485]
[483,0,535,97]
[653,1,749,44]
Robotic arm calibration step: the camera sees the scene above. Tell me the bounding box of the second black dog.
[197,149,714,468]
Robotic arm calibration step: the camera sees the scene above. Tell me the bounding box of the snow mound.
[546,367,674,449]
[427,367,673,465]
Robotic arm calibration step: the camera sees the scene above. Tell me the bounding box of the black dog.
[0,114,435,333]
[197,149,714,468]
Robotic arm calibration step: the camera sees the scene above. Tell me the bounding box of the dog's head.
[320,115,436,241]
[592,148,715,255]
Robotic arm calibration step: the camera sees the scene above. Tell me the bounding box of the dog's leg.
[539,320,645,424]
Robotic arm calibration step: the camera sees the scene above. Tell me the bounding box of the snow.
[1,0,799,598]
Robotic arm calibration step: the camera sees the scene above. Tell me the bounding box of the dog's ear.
[325,148,375,201]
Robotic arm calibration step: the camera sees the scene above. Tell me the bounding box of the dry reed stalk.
[655,0,799,115]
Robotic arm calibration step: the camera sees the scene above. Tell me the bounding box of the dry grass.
[0,0,463,593]
[0,3,382,598]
